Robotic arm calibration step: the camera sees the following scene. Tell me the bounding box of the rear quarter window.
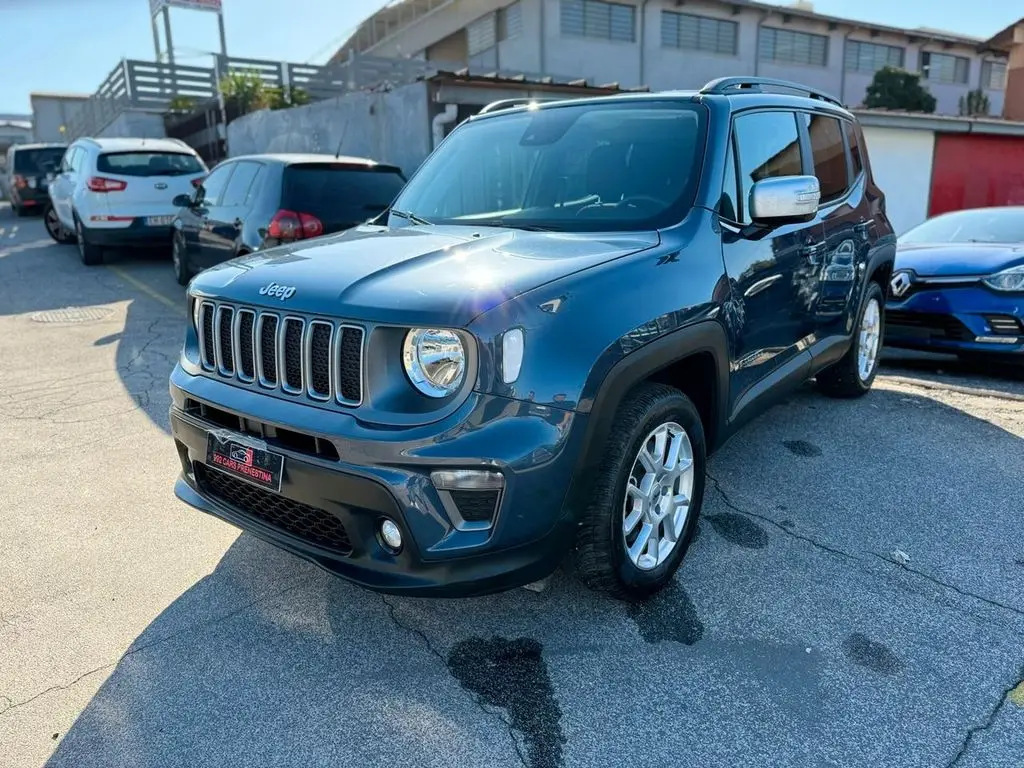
[282,164,406,227]
[97,151,205,177]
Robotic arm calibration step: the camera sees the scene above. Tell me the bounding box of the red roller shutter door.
[928,133,1024,217]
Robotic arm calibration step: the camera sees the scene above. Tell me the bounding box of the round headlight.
[402,328,466,398]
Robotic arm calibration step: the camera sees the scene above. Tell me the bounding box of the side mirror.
[173,193,193,208]
[749,175,820,225]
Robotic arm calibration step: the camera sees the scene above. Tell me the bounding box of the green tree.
[267,86,311,110]
[959,88,990,116]
[219,70,270,114]
[863,66,937,113]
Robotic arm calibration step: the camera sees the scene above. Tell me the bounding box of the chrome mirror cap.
[749,175,821,222]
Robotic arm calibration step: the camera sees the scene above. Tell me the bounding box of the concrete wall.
[226,81,431,178]
[860,124,936,235]
[347,0,1009,116]
[97,111,167,139]
[30,96,88,143]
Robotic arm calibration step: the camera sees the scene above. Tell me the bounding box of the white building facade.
[334,0,1009,116]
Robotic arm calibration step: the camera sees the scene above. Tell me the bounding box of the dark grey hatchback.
[169,78,895,600]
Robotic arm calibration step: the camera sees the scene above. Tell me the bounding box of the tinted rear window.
[14,147,66,174]
[96,151,205,177]
[282,164,406,225]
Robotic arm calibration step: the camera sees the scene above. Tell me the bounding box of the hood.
[190,223,659,325]
[895,242,1024,278]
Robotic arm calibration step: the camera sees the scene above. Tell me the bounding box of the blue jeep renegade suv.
[169,77,896,600]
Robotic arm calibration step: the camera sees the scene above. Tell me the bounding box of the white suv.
[45,137,208,265]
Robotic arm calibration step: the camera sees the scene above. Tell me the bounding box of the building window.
[661,11,738,56]
[844,40,904,73]
[758,27,829,67]
[561,0,636,43]
[497,2,522,42]
[920,52,969,84]
[982,59,1007,90]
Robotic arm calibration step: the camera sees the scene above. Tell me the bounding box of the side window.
[804,113,848,204]
[197,163,235,207]
[719,137,740,222]
[844,120,864,178]
[64,148,79,173]
[733,111,803,224]
[220,161,261,208]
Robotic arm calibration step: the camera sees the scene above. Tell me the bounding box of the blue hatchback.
[885,207,1024,359]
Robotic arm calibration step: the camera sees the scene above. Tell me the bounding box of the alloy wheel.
[45,207,61,239]
[622,421,695,571]
[857,297,881,381]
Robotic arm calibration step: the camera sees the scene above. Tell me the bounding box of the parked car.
[168,77,895,601]
[886,206,1024,360]
[3,142,67,216]
[45,137,208,265]
[170,153,407,285]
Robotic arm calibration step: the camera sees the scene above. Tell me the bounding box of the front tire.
[817,281,885,398]
[172,232,193,285]
[574,383,706,601]
[44,203,75,244]
[75,215,103,266]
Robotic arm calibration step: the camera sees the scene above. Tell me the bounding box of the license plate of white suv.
[146,215,175,226]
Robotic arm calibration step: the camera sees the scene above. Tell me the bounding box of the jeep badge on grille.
[259,282,297,301]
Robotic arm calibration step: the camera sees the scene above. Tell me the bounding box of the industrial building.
[332,0,1012,116]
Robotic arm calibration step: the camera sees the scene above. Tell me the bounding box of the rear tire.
[75,215,103,266]
[817,282,885,398]
[172,232,193,285]
[573,383,706,601]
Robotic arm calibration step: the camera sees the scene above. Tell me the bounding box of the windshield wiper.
[465,219,558,232]
[390,209,433,226]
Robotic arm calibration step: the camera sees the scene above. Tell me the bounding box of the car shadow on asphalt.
[40,382,1024,768]
[881,347,1024,398]
[0,219,181,436]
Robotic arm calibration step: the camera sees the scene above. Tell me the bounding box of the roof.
[8,142,68,151]
[29,92,91,101]
[78,137,193,153]
[984,16,1024,50]
[853,108,1024,137]
[424,68,649,94]
[226,152,399,168]
[335,0,1005,61]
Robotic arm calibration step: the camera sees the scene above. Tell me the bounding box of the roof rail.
[477,96,567,114]
[699,77,844,107]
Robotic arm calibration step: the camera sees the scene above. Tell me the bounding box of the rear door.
[720,109,825,419]
[200,160,264,267]
[94,150,207,221]
[281,162,407,235]
[801,111,869,341]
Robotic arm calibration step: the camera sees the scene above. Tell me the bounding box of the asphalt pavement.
[1,203,1022,768]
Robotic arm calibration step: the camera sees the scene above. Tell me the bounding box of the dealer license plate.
[206,432,284,492]
[146,215,175,226]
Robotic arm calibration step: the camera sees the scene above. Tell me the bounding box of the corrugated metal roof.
[423,69,649,93]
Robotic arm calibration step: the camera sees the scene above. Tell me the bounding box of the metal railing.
[63,52,587,140]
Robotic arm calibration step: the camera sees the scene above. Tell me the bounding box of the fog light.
[379,519,403,552]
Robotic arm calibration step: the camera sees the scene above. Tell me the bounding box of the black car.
[169,77,896,601]
[170,153,407,285]
[3,142,67,216]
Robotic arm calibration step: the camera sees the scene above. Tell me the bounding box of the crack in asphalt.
[380,595,528,768]
[945,664,1024,767]
[706,472,861,562]
[869,554,1024,621]
[0,582,302,719]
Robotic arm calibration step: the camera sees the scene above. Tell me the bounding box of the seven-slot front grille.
[197,301,364,406]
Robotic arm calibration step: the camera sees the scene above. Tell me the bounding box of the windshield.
[899,207,1024,244]
[13,147,66,174]
[389,100,707,232]
[96,151,206,177]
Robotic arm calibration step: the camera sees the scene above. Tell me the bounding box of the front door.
[190,162,236,270]
[719,109,824,418]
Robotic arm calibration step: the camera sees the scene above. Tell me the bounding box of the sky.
[0,0,1019,113]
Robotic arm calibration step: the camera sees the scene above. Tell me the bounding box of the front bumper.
[885,284,1024,356]
[169,365,585,597]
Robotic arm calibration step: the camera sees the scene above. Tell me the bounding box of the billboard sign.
[150,0,222,15]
